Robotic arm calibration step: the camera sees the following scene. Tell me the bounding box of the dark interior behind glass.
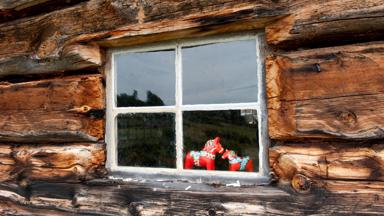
[117,113,176,168]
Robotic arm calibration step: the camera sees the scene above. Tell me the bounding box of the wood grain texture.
[0,0,51,10]
[0,143,105,183]
[270,142,384,192]
[0,0,286,76]
[0,44,103,77]
[0,0,88,24]
[0,200,71,216]
[267,41,384,140]
[0,75,104,142]
[1,180,384,215]
[266,0,384,48]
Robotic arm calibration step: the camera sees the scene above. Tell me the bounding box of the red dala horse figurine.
[184,137,224,170]
[222,149,254,172]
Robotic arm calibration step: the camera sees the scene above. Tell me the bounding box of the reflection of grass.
[117,113,176,168]
[118,127,176,168]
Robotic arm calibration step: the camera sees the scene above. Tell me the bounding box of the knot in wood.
[291,174,312,194]
[337,110,357,127]
[18,178,29,188]
[128,202,143,216]
[313,63,321,72]
[208,208,216,216]
[68,105,92,114]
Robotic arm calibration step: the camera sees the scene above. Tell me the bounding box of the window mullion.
[175,44,184,171]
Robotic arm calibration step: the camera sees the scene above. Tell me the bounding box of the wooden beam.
[270,142,384,193]
[0,0,51,10]
[0,143,105,183]
[267,41,384,140]
[0,200,71,216]
[266,0,384,48]
[0,0,287,76]
[0,75,104,142]
[0,45,103,77]
[323,180,384,194]
[0,0,88,24]
[1,180,384,215]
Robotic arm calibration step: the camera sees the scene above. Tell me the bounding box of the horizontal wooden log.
[322,180,384,194]
[266,0,384,48]
[0,1,88,24]
[270,142,384,189]
[0,75,104,142]
[0,0,286,76]
[0,44,103,77]
[0,200,71,216]
[1,180,384,215]
[267,41,384,140]
[0,0,53,10]
[0,143,105,183]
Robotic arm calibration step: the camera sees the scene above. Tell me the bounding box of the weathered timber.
[266,0,384,48]
[322,180,384,194]
[270,142,384,192]
[1,180,384,215]
[0,0,53,11]
[0,200,71,216]
[0,143,105,183]
[0,0,88,24]
[0,44,103,77]
[0,75,104,142]
[0,0,287,76]
[267,41,384,140]
[0,0,63,10]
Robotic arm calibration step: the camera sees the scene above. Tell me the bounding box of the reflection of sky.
[116,50,176,105]
[183,40,258,104]
[116,40,258,106]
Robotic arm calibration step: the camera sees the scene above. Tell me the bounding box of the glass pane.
[117,113,176,168]
[183,110,258,172]
[115,50,175,107]
[182,40,258,105]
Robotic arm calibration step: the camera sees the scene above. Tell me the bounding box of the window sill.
[107,168,270,186]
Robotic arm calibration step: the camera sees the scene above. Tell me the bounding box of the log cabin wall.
[0,0,384,215]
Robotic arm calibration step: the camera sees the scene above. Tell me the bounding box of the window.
[106,33,269,180]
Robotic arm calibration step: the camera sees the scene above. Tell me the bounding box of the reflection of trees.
[117,90,165,107]
[117,91,174,168]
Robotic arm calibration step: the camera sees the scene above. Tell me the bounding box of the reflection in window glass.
[182,40,258,105]
[117,113,176,168]
[115,50,175,107]
[183,110,259,172]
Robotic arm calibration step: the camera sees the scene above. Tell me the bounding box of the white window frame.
[106,32,270,182]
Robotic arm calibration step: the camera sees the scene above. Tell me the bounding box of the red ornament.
[222,149,254,172]
[184,137,224,170]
